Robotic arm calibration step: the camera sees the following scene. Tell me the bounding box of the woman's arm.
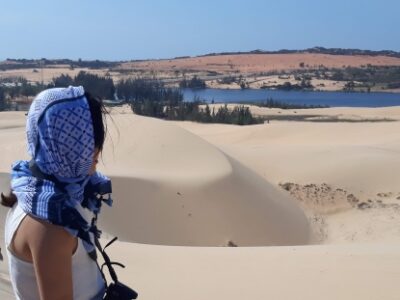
[25,216,77,300]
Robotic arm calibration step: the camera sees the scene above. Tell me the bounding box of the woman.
[1,86,111,300]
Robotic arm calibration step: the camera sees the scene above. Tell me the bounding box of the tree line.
[0,86,6,111]
[50,72,115,99]
[0,77,45,110]
[179,76,206,89]
[200,47,400,58]
[1,73,262,125]
[116,78,261,125]
[253,99,329,109]
[1,59,119,71]
[0,71,115,108]
[51,74,262,125]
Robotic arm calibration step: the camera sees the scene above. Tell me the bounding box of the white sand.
[1,107,400,299]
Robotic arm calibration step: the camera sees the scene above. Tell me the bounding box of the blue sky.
[0,0,399,60]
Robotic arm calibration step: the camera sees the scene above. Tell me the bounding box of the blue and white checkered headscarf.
[11,86,112,254]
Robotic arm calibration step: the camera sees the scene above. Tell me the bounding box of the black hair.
[85,91,108,152]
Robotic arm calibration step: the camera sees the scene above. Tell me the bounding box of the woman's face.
[89,149,100,175]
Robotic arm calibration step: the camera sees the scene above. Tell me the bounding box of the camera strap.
[90,210,138,299]
[90,210,122,284]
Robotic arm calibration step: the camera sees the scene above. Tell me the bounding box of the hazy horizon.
[3,45,400,62]
[1,0,399,60]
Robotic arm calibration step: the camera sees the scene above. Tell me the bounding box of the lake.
[182,89,400,107]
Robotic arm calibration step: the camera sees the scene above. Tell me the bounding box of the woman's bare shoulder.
[12,215,77,262]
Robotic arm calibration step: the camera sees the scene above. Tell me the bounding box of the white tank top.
[4,204,106,300]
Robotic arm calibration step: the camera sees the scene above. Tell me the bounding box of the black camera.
[96,180,112,195]
[104,282,138,300]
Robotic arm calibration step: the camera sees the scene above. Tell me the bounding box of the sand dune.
[176,111,400,195]
[100,164,311,246]
[176,111,400,247]
[90,114,310,246]
[1,109,400,299]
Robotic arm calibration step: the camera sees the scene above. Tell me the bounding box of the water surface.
[183,89,400,107]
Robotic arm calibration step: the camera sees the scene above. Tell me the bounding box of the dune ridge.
[97,114,310,246]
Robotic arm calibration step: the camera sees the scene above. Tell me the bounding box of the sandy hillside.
[0,107,400,299]
[176,107,400,245]
[97,114,310,246]
[3,52,400,88]
[121,53,400,74]
[207,74,349,91]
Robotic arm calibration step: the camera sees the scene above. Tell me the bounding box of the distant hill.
[199,47,400,58]
[0,58,120,71]
[1,47,400,67]
[2,47,400,94]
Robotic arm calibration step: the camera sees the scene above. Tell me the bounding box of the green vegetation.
[248,99,329,109]
[261,80,313,91]
[0,77,44,101]
[257,65,400,92]
[262,114,395,123]
[0,58,119,71]
[1,71,114,108]
[0,86,7,111]
[117,78,182,118]
[330,65,400,83]
[52,74,74,87]
[179,76,206,89]
[1,74,261,125]
[200,47,400,58]
[217,76,236,84]
[163,102,262,125]
[211,104,262,125]
[117,78,261,125]
[238,75,249,89]
[216,75,249,89]
[343,81,356,92]
[387,82,400,89]
[326,65,400,91]
[51,71,115,99]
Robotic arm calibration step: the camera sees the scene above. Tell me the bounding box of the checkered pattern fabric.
[27,86,94,180]
[11,86,112,253]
